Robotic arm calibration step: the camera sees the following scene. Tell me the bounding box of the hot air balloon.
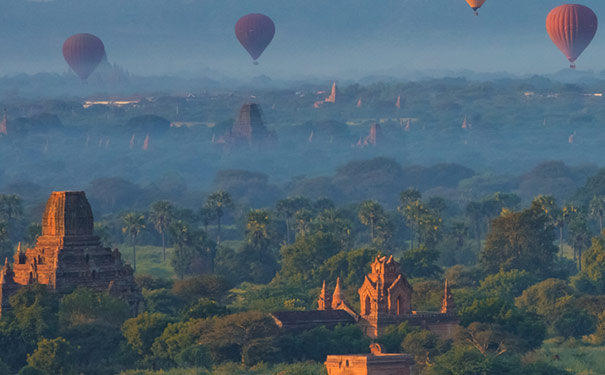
[465,0,486,15]
[235,14,275,64]
[62,33,106,80]
[546,5,598,69]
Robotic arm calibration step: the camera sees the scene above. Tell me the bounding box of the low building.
[325,343,414,375]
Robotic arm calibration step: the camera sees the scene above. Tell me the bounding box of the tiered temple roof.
[0,191,142,315]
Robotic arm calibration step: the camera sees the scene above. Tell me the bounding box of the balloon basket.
[570,64,576,69]
[475,11,479,16]
[253,61,259,66]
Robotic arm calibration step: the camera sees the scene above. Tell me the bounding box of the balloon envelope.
[546,4,598,67]
[63,33,106,80]
[465,0,486,11]
[235,14,275,61]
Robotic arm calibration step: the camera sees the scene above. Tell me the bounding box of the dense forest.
[1,77,605,374]
[1,160,605,373]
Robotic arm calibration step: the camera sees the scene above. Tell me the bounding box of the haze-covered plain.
[4,1,605,375]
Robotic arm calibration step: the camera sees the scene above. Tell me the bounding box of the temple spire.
[440,279,456,314]
[318,280,332,310]
[332,277,343,309]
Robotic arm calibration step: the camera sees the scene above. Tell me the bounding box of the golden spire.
[332,277,343,309]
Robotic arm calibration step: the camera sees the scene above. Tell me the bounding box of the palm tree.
[246,209,271,261]
[590,195,605,233]
[199,206,214,234]
[465,202,483,252]
[149,201,174,262]
[358,200,385,242]
[276,197,310,244]
[294,208,313,238]
[399,189,422,249]
[204,191,233,246]
[122,212,146,272]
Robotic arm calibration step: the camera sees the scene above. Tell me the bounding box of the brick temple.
[272,255,458,338]
[325,343,414,375]
[0,191,142,315]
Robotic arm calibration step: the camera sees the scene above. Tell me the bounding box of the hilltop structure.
[272,256,458,338]
[0,191,142,315]
[225,103,276,149]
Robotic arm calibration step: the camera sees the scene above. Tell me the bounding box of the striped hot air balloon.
[63,33,106,80]
[546,5,598,69]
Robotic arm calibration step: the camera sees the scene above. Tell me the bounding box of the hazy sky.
[2,0,605,79]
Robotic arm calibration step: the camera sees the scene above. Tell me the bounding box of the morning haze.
[0,1,604,374]
[2,0,605,78]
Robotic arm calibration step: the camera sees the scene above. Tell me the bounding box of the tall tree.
[204,191,233,246]
[465,202,483,251]
[246,209,272,262]
[149,201,174,262]
[590,195,605,233]
[567,215,592,270]
[480,205,558,276]
[199,206,214,234]
[399,189,422,249]
[358,200,386,242]
[122,212,146,272]
[276,197,310,244]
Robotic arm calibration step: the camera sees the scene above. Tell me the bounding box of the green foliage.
[358,200,391,244]
[317,247,379,287]
[151,319,213,369]
[411,280,443,311]
[515,278,575,323]
[280,324,370,363]
[478,269,538,302]
[460,296,546,350]
[169,220,216,278]
[8,284,59,344]
[444,265,482,288]
[122,312,175,360]
[26,337,73,375]
[573,235,605,294]
[172,275,232,302]
[279,231,344,284]
[18,366,48,375]
[143,288,186,316]
[198,311,280,366]
[59,287,130,328]
[553,309,596,338]
[376,322,411,353]
[425,345,521,375]
[402,329,449,366]
[60,322,124,375]
[480,206,558,276]
[228,282,312,313]
[0,360,10,375]
[402,246,441,278]
[182,298,228,320]
[214,244,278,285]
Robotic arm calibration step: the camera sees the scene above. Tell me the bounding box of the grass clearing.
[533,340,605,375]
[117,243,176,279]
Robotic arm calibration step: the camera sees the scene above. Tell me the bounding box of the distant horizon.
[3,0,605,79]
